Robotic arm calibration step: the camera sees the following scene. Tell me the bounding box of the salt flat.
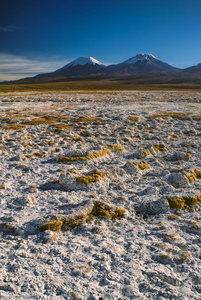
[0,91,201,299]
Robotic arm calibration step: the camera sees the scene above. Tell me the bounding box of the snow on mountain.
[33,54,177,80]
[34,56,105,79]
[67,56,103,67]
[105,53,177,74]
[123,54,159,64]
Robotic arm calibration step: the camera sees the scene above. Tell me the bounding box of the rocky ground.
[0,91,201,299]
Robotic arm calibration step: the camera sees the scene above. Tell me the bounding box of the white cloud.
[0,26,20,32]
[0,53,68,81]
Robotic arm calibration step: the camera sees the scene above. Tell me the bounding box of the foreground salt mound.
[57,147,111,163]
[169,151,192,161]
[123,161,139,175]
[42,230,58,243]
[168,172,190,188]
[59,168,108,191]
[134,197,169,215]
[39,200,127,233]
[168,190,201,209]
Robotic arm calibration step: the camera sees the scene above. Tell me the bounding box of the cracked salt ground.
[0,91,201,299]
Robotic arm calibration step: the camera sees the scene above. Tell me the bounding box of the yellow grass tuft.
[183,169,201,183]
[183,194,201,206]
[175,251,192,263]
[153,144,167,151]
[133,161,151,170]
[25,152,46,159]
[168,198,186,209]
[129,116,139,122]
[39,218,63,232]
[62,214,89,230]
[0,183,6,189]
[160,254,173,262]
[49,124,73,131]
[194,169,201,178]
[168,214,179,220]
[90,202,126,221]
[76,169,105,185]
[140,149,151,157]
[2,124,26,130]
[186,153,192,159]
[58,148,111,162]
[24,118,56,125]
[168,192,201,209]
[183,170,197,183]
[0,223,18,235]
[107,142,125,151]
[71,117,105,123]
[23,142,36,147]
[148,111,190,119]
[40,202,126,232]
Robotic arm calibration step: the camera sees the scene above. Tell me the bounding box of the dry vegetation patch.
[183,169,201,183]
[58,148,111,162]
[2,124,26,130]
[40,218,63,232]
[148,111,191,119]
[129,116,139,122]
[25,152,46,159]
[0,223,18,235]
[133,161,151,170]
[107,142,125,151]
[39,201,126,232]
[71,117,105,123]
[76,169,105,185]
[49,124,73,131]
[153,144,167,152]
[168,192,201,209]
[23,118,56,125]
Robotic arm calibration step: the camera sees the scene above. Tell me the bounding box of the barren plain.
[0,91,201,299]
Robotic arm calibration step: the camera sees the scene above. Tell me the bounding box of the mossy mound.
[168,192,201,209]
[39,219,63,232]
[107,142,125,151]
[58,148,111,162]
[91,202,126,221]
[39,201,126,232]
[133,161,151,170]
[168,198,186,210]
[183,169,201,183]
[137,148,151,158]
[76,169,105,185]
[153,144,167,152]
[129,116,139,122]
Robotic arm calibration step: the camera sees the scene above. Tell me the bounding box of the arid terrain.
[0,91,201,299]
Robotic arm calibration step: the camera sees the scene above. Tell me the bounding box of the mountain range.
[35,54,178,80]
[6,54,201,84]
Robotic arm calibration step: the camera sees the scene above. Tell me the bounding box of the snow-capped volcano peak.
[123,53,159,64]
[67,56,103,67]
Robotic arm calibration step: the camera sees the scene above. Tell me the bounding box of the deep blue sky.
[0,0,201,80]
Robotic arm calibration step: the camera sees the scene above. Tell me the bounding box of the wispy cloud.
[0,25,21,32]
[0,53,68,81]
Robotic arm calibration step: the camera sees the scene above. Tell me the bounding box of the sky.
[0,0,201,81]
